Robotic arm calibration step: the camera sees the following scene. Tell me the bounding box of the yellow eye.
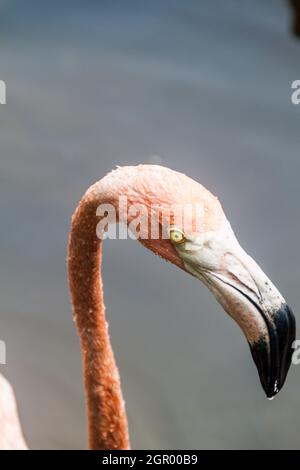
[168,227,186,244]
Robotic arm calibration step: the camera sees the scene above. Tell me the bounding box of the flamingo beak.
[248,302,295,398]
[178,234,296,398]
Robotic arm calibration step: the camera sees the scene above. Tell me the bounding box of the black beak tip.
[265,383,280,400]
[249,303,296,399]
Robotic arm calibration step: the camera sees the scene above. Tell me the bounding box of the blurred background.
[0,0,300,449]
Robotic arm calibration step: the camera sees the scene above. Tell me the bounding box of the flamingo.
[0,374,27,449]
[0,164,296,449]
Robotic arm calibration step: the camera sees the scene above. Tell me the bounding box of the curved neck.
[67,184,129,450]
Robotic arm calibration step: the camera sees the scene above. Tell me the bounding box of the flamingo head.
[105,165,296,398]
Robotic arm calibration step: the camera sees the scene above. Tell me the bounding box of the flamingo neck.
[68,184,130,450]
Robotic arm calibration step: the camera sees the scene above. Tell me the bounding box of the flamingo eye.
[168,227,186,244]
